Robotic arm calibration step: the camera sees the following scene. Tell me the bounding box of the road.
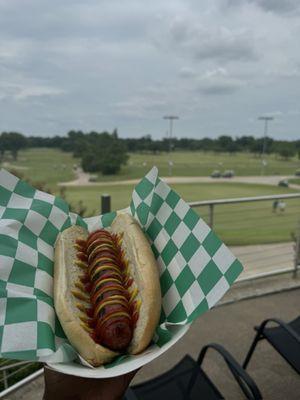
[59,169,298,188]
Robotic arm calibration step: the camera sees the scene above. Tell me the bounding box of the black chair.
[124,343,262,400]
[243,316,300,374]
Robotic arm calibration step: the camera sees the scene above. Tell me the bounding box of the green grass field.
[1,148,299,187]
[95,150,300,181]
[289,178,300,185]
[63,182,300,246]
[61,182,296,214]
[1,148,299,245]
[0,148,77,190]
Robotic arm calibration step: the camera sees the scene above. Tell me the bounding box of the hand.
[43,366,139,400]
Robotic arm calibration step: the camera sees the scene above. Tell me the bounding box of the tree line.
[0,130,299,175]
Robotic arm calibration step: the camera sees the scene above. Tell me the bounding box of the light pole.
[258,116,273,175]
[163,115,179,175]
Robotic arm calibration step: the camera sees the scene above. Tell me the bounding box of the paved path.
[59,172,297,187]
[2,162,29,171]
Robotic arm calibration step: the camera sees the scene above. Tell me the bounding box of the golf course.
[1,147,299,246]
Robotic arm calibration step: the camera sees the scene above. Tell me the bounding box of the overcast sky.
[0,0,300,140]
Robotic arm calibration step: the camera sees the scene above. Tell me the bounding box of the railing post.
[101,194,111,214]
[3,370,8,389]
[209,204,214,228]
[294,220,300,278]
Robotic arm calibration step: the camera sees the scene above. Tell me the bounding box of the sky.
[0,0,300,140]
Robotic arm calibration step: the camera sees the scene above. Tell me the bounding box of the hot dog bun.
[54,213,161,366]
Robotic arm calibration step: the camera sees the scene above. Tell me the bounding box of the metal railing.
[189,193,300,228]
[0,360,42,398]
[0,361,29,389]
[189,193,300,279]
[100,192,300,278]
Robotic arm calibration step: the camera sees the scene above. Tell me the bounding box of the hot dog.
[54,213,161,366]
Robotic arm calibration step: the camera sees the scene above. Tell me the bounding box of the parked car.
[88,176,98,182]
[221,170,235,178]
[211,170,221,178]
[278,179,289,187]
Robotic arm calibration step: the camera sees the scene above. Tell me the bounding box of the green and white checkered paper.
[0,166,243,369]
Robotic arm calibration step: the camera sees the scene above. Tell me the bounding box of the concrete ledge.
[220,271,300,305]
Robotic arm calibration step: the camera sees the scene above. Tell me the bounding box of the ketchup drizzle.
[74,230,139,350]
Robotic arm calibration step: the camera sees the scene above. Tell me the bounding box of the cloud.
[0,0,299,139]
[113,99,165,118]
[225,0,300,14]
[265,61,300,79]
[0,38,35,64]
[162,16,258,63]
[178,66,246,95]
[196,67,245,94]
[251,0,300,13]
[179,67,197,78]
[111,91,169,118]
[0,1,165,42]
[0,82,65,101]
[287,109,300,116]
[193,30,257,62]
[14,85,65,100]
[258,110,283,118]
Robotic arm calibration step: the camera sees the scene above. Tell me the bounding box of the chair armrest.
[258,318,300,343]
[123,388,139,400]
[197,343,262,400]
